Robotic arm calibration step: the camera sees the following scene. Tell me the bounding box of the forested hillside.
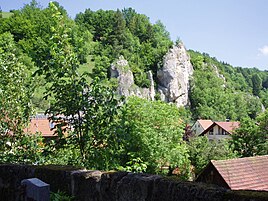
[1,1,267,120]
[1,1,268,119]
[189,50,268,120]
[75,7,172,87]
[0,1,267,179]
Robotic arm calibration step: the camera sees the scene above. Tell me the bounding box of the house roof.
[211,155,268,191]
[197,120,213,130]
[24,117,55,137]
[215,122,240,133]
[200,121,240,135]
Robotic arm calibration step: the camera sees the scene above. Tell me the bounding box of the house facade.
[200,121,239,140]
[191,120,213,136]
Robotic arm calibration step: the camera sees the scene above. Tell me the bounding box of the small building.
[24,114,56,138]
[200,121,239,140]
[191,120,213,136]
[196,155,268,191]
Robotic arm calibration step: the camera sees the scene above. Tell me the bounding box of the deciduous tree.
[119,97,190,177]
[230,115,267,157]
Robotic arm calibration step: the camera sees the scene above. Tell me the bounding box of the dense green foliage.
[187,136,237,175]
[118,97,190,176]
[230,111,268,157]
[189,51,265,120]
[0,32,39,164]
[75,8,172,86]
[0,32,34,133]
[0,1,93,111]
[0,1,267,181]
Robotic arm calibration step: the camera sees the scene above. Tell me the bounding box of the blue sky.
[1,0,268,70]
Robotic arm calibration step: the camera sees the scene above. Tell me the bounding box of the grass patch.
[1,12,14,18]
[78,55,95,83]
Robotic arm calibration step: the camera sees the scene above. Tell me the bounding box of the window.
[222,130,227,135]
[209,129,213,135]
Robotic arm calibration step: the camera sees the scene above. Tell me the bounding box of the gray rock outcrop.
[110,56,155,100]
[157,42,194,107]
[110,42,194,107]
[212,64,226,88]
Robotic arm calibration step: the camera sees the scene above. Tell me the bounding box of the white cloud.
[258,45,268,56]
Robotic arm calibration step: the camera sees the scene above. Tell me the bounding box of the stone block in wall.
[34,165,82,194]
[116,173,162,201]
[223,190,268,201]
[71,170,102,201]
[167,180,227,201]
[99,171,128,201]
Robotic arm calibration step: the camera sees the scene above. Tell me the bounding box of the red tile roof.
[24,117,55,137]
[212,155,268,191]
[197,120,213,130]
[214,122,240,134]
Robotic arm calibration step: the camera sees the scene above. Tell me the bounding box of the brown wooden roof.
[211,155,268,191]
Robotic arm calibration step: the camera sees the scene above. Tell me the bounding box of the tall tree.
[39,3,123,170]
[230,116,267,157]
[252,73,262,96]
[0,32,41,164]
[119,97,190,177]
[0,32,33,135]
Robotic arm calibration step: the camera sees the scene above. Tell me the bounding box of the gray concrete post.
[21,178,50,201]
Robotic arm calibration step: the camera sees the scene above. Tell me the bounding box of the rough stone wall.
[157,42,194,107]
[0,164,81,201]
[1,164,268,201]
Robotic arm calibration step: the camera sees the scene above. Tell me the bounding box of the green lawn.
[32,55,95,113]
[77,55,94,83]
[1,12,14,18]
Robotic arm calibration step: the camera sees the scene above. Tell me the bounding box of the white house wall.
[205,125,231,140]
[191,121,205,136]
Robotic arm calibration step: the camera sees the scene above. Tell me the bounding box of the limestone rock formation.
[212,64,226,88]
[157,42,194,107]
[110,56,155,100]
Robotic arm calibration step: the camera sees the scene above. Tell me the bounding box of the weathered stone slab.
[21,178,50,201]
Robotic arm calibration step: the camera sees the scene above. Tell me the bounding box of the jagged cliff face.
[110,42,193,107]
[157,42,194,107]
[110,56,155,100]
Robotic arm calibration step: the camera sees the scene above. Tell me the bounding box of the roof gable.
[197,120,213,130]
[212,155,268,191]
[200,121,239,135]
